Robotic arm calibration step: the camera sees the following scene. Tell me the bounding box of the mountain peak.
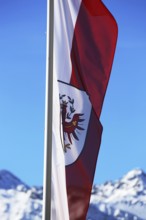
[122,168,146,183]
[0,170,29,190]
[89,168,146,220]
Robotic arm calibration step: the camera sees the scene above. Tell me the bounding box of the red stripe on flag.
[66,110,102,220]
[66,0,118,219]
[70,0,118,117]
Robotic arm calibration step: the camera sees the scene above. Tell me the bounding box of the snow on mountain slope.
[0,168,146,220]
[87,168,146,220]
[0,170,42,220]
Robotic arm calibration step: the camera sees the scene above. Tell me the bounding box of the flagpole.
[43,0,54,219]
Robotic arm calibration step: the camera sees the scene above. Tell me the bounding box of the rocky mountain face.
[0,168,146,220]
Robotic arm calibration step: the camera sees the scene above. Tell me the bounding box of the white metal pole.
[43,0,54,219]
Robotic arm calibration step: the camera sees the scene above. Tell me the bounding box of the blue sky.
[0,0,146,186]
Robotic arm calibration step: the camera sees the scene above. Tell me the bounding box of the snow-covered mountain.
[0,170,43,220]
[0,168,146,220]
[87,168,146,220]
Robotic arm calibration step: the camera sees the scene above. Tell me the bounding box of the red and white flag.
[53,0,118,219]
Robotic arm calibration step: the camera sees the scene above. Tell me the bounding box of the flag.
[54,0,118,219]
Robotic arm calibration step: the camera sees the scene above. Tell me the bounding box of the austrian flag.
[54,0,118,219]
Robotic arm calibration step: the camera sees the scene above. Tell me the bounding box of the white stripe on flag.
[51,1,82,219]
[54,0,81,83]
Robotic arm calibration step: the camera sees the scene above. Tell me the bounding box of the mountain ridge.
[0,168,146,220]
[0,169,30,190]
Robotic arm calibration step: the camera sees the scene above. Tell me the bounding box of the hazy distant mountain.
[0,168,146,220]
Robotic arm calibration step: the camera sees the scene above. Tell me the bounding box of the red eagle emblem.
[60,94,85,152]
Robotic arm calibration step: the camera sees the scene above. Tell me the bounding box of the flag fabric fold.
[70,0,118,118]
[53,0,118,219]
